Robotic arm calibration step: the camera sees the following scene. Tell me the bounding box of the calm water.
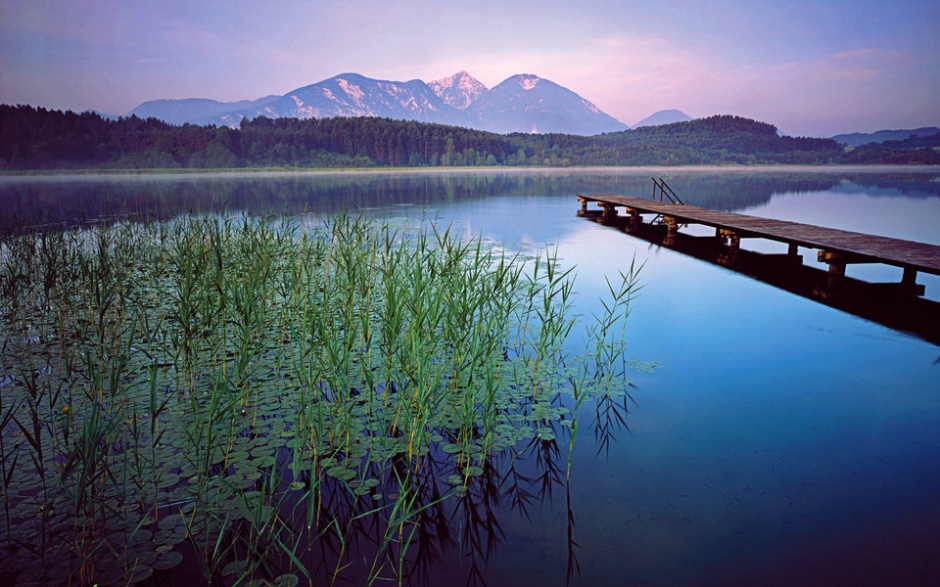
[2,167,939,585]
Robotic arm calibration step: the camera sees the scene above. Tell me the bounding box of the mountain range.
[123,72,936,141]
[129,71,629,136]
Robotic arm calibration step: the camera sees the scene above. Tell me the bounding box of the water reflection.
[287,395,631,586]
[2,168,939,233]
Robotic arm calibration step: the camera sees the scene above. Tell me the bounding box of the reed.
[0,211,644,585]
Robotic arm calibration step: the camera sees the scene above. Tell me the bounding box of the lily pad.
[274,574,300,587]
[125,565,154,583]
[221,558,257,576]
[152,551,184,571]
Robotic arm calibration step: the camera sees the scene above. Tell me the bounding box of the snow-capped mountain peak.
[429,71,487,111]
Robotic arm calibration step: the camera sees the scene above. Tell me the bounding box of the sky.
[1,0,938,137]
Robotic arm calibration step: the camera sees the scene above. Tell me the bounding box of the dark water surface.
[2,167,939,585]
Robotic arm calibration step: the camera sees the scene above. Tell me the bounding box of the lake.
[1,167,938,586]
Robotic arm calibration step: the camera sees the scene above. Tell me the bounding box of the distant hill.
[883,132,940,149]
[596,115,844,163]
[831,127,940,146]
[129,96,280,126]
[128,71,629,136]
[632,109,692,128]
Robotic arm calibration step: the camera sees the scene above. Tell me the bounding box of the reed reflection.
[265,403,627,587]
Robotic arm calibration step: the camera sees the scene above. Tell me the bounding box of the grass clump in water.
[0,212,642,586]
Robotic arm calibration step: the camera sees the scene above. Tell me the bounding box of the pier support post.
[664,216,679,246]
[601,202,618,223]
[627,208,641,230]
[816,251,846,297]
[716,229,740,265]
[717,229,740,251]
[899,267,927,296]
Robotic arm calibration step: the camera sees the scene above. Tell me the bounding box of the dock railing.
[651,177,686,205]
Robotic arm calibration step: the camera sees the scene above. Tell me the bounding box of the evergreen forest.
[2,104,938,170]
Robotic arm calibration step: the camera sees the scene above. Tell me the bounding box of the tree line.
[1,104,937,170]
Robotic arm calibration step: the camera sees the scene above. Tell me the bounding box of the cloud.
[526,34,741,124]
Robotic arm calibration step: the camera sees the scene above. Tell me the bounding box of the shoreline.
[1,164,938,182]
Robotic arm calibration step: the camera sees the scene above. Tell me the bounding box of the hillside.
[832,127,940,147]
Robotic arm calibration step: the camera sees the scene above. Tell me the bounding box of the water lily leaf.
[157,473,180,489]
[221,559,255,576]
[274,573,300,587]
[152,551,184,571]
[326,465,356,481]
[125,565,153,583]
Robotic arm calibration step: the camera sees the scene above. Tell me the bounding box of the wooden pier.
[578,193,940,291]
[577,190,940,345]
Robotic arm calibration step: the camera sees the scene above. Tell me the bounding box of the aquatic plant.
[0,212,642,585]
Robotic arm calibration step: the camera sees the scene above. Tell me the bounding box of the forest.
[1,104,938,170]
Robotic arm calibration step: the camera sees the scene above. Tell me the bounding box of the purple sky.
[1,0,937,136]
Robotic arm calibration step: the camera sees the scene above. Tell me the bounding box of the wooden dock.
[578,193,940,294]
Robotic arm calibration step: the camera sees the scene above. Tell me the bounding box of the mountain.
[632,109,692,128]
[129,71,628,136]
[215,73,466,128]
[468,74,628,135]
[129,96,280,125]
[831,126,940,146]
[428,70,487,110]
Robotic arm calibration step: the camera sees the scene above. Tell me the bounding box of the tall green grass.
[0,212,643,586]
